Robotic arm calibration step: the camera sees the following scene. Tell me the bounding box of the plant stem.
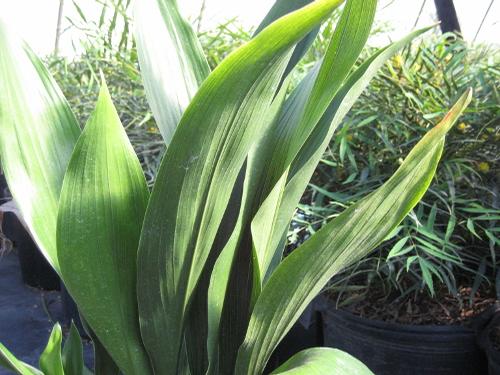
[54,0,65,56]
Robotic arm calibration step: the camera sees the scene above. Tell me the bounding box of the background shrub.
[290,34,499,303]
[48,8,499,305]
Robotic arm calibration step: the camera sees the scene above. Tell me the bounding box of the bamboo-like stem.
[54,0,65,56]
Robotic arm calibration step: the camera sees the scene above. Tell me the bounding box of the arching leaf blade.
[250,0,377,289]
[0,343,43,375]
[134,0,210,145]
[254,26,435,282]
[254,0,318,79]
[0,20,80,272]
[236,90,472,374]
[271,348,374,375]
[136,1,345,373]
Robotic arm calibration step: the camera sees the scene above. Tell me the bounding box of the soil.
[328,281,497,326]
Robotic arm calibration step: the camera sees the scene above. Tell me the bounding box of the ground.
[0,251,93,374]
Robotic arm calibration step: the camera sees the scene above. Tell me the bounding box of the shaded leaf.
[62,323,84,375]
[82,320,120,375]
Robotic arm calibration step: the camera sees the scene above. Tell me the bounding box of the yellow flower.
[457,122,467,132]
[346,134,354,142]
[433,71,443,84]
[394,54,404,69]
[478,162,490,173]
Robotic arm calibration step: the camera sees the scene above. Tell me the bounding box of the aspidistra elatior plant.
[0,0,471,374]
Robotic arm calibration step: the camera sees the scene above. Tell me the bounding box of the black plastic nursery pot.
[475,303,500,375]
[0,173,9,200]
[484,325,500,375]
[1,211,60,290]
[322,307,488,375]
[486,346,500,375]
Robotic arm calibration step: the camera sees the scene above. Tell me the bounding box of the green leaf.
[235,90,472,374]
[82,320,120,375]
[426,203,437,229]
[57,80,152,375]
[136,1,344,373]
[445,214,456,242]
[241,1,378,335]
[134,0,210,144]
[414,237,460,263]
[255,0,318,79]
[0,343,43,375]
[387,237,410,259]
[0,20,80,272]
[217,17,428,375]
[419,258,435,295]
[204,84,290,375]
[466,218,481,239]
[406,255,418,271]
[62,323,84,375]
[39,324,64,375]
[252,0,377,200]
[250,23,430,288]
[271,348,374,374]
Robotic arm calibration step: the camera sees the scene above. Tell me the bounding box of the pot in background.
[1,210,59,291]
[323,305,488,375]
[473,302,500,375]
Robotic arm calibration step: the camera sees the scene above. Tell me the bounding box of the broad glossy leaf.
[136,1,344,373]
[236,90,472,374]
[271,348,374,375]
[252,26,434,284]
[0,343,43,375]
[39,324,64,375]
[0,20,80,272]
[183,3,306,364]
[87,325,120,375]
[134,0,210,144]
[57,81,152,375]
[250,0,377,286]
[209,1,373,370]
[62,323,84,375]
